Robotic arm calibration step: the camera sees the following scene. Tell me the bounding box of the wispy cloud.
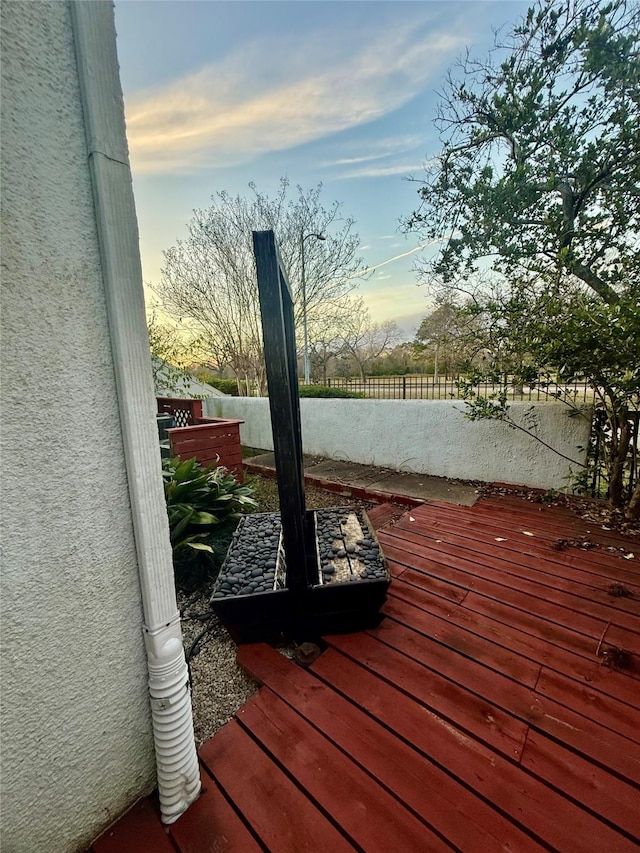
[125,21,465,174]
[320,134,424,169]
[341,163,426,179]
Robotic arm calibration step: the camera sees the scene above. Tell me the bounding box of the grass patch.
[242,446,268,459]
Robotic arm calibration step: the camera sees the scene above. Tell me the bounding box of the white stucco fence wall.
[205,397,591,490]
[1,3,155,850]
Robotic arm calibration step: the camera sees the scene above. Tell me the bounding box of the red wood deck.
[92,496,640,852]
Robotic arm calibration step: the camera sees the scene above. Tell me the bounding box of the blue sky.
[114,0,529,337]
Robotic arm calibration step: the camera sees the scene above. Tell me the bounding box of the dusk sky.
[114,0,529,336]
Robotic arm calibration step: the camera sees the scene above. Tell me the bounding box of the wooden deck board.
[199,720,356,852]
[236,643,538,853]
[520,730,640,839]
[390,515,640,600]
[382,542,640,659]
[353,619,640,786]
[395,508,640,588]
[168,767,263,852]
[385,581,640,708]
[236,688,451,852]
[325,630,531,761]
[378,532,640,635]
[365,501,401,531]
[310,647,637,852]
[91,495,640,852]
[385,586,640,735]
[91,797,174,853]
[408,494,638,547]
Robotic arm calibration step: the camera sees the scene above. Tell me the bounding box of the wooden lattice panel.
[156,396,203,427]
[172,408,191,428]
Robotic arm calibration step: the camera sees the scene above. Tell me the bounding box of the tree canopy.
[147,313,201,396]
[408,0,639,306]
[157,178,366,393]
[415,302,482,380]
[407,0,640,513]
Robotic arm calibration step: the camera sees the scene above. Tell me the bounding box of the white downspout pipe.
[70,1,200,823]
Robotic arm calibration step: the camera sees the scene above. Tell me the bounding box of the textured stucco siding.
[206,397,591,490]
[1,3,155,851]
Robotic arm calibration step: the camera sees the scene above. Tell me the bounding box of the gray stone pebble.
[314,507,389,586]
[211,513,284,600]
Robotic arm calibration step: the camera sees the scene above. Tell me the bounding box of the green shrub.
[162,456,257,590]
[299,384,364,398]
[206,377,239,395]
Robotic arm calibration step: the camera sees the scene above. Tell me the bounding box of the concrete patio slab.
[305,459,396,487]
[367,472,479,506]
[244,452,479,507]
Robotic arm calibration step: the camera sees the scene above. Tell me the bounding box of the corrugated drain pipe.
[70,1,201,823]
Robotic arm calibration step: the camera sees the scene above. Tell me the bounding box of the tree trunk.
[233,370,246,396]
[626,481,640,519]
[256,368,267,396]
[608,406,630,508]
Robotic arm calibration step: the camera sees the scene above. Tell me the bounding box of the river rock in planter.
[314,507,388,585]
[211,513,286,600]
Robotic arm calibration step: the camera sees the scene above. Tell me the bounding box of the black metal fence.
[325,375,594,403]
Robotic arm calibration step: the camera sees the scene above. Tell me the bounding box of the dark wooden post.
[252,230,315,592]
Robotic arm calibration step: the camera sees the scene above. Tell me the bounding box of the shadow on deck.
[92,496,640,852]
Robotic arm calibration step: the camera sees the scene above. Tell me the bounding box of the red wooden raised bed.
[157,397,244,482]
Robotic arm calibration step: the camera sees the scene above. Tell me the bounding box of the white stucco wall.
[1,3,155,851]
[206,397,591,490]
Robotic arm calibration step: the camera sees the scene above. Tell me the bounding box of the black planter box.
[211,508,390,644]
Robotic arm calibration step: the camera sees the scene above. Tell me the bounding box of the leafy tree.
[157,178,366,395]
[528,290,640,508]
[415,301,482,380]
[407,0,640,514]
[455,286,639,480]
[408,0,639,303]
[368,343,419,376]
